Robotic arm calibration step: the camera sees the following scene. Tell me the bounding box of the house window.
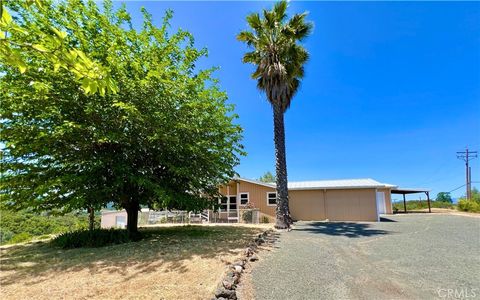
[240,193,249,205]
[267,192,277,206]
[219,196,228,211]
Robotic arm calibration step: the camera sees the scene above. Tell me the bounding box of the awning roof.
[391,188,430,194]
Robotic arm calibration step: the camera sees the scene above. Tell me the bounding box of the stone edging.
[212,229,276,300]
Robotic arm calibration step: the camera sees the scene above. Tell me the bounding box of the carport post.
[403,193,407,213]
[426,191,431,213]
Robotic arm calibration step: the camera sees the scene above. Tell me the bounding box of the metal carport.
[391,188,431,213]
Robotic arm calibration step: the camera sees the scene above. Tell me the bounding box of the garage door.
[289,190,326,221]
[325,189,378,221]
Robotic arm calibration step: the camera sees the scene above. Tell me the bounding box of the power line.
[456,147,477,200]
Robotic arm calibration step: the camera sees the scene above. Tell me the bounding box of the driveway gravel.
[252,214,480,299]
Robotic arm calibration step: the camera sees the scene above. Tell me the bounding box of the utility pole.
[456,147,477,200]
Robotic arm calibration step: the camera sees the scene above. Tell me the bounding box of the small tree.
[259,171,276,183]
[436,192,452,203]
[1,0,244,234]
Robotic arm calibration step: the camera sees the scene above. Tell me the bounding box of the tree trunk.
[273,102,292,229]
[88,207,95,231]
[125,201,139,234]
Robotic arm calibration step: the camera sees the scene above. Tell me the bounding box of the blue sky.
[122,1,480,200]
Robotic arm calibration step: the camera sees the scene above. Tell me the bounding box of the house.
[218,178,401,222]
[101,177,430,228]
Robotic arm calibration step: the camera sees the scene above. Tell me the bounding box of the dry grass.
[0,225,264,300]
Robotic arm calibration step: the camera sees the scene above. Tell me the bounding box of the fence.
[139,209,261,225]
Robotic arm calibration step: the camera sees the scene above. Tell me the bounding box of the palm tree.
[237,1,312,229]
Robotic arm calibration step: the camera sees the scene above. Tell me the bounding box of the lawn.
[0,225,264,300]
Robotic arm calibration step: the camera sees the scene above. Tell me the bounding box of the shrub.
[242,210,253,223]
[9,232,33,244]
[51,229,141,249]
[260,215,270,223]
[0,228,14,244]
[457,200,480,213]
[0,210,100,245]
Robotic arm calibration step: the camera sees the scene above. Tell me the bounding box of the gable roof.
[234,177,397,190]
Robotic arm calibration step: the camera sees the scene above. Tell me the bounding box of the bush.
[9,232,33,244]
[0,228,14,244]
[51,229,141,249]
[457,199,480,213]
[242,210,253,223]
[260,215,270,223]
[0,210,99,245]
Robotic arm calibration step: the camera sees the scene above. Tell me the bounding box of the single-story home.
[101,177,430,228]
[218,177,428,222]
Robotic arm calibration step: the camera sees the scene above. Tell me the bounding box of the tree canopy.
[435,192,452,203]
[258,171,276,183]
[0,0,244,233]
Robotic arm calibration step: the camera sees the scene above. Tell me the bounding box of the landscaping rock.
[226,271,235,278]
[249,255,259,262]
[232,274,240,284]
[233,260,245,267]
[233,265,243,274]
[215,287,236,299]
[213,229,276,299]
[223,279,235,290]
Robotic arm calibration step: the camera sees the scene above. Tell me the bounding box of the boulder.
[249,255,259,262]
[233,265,243,274]
[215,288,236,299]
[222,279,235,290]
[233,260,245,267]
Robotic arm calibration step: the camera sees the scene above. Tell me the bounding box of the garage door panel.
[325,189,377,221]
[289,190,326,221]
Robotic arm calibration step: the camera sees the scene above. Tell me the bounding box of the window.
[267,192,277,206]
[219,196,228,211]
[240,193,249,205]
[115,216,126,228]
[229,196,237,210]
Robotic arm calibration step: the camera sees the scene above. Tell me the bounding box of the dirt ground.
[0,225,266,300]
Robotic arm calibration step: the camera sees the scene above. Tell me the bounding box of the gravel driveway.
[252,214,480,299]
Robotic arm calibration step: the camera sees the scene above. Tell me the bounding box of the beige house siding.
[325,189,378,221]
[101,211,127,228]
[289,190,326,220]
[238,181,276,217]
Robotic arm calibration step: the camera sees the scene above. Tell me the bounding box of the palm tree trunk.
[273,102,292,229]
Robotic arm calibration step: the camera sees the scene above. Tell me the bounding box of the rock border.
[212,229,277,300]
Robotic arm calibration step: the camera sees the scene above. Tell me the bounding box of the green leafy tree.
[1,0,244,234]
[0,1,117,95]
[436,192,452,203]
[259,171,276,183]
[237,1,312,228]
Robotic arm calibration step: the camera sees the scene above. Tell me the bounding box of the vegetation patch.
[393,200,454,212]
[51,228,139,249]
[0,210,98,245]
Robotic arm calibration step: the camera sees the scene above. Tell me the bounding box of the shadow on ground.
[0,226,262,287]
[293,222,390,238]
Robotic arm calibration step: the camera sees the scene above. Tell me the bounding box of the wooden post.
[426,191,431,213]
[403,193,407,213]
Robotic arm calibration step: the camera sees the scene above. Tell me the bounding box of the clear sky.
[121,1,480,200]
